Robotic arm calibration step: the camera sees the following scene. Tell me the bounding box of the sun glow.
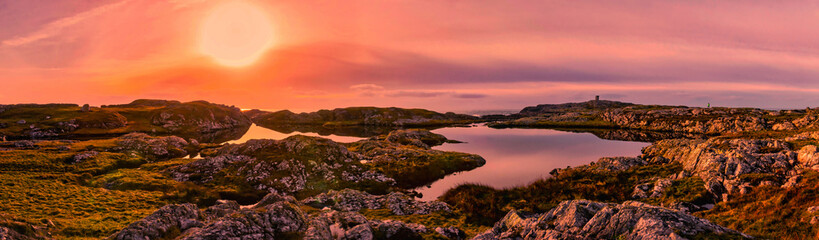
[199,1,274,67]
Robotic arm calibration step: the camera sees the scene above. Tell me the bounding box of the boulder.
[302,189,451,215]
[116,133,188,161]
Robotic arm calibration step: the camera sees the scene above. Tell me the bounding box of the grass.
[0,139,220,239]
[0,172,168,239]
[440,163,684,225]
[697,170,819,239]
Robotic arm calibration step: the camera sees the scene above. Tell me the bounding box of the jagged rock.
[642,138,798,198]
[772,121,796,131]
[602,107,768,134]
[474,200,749,240]
[109,204,203,240]
[110,194,309,240]
[181,201,307,240]
[590,157,647,171]
[303,209,428,240]
[650,178,672,198]
[113,192,433,240]
[203,200,240,222]
[797,145,819,170]
[302,189,451,215]
[16,120,25,125]
[116,133,188,161]
[435,226,466,240]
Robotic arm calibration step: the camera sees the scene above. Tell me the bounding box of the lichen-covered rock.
[109,204,203,240]
[589,157,647,171]
[112,193,432,240]
[180,201,307,240]
[302,189,451,215]
[602,107,769,134]
[70,151,99,164]
[435,226,466,240]
[303,209,427,240]
[169,136,395,196]
[642,138,799,199]
[474,200,749,240]
[116,133,188,161]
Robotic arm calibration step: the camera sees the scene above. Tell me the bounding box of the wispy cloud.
[2,0,131,47]
[350,83,488,99]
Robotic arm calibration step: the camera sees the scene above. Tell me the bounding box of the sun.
[199,1,274,67]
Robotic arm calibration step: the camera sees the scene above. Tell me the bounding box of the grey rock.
[303,189,451,215]
[109,204,203,240]
[474,200,749,240]
[436,226,466,240]
[71,151,99,164]
[116,133,189,161]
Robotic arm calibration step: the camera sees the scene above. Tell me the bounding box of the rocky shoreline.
[5,99,819,239]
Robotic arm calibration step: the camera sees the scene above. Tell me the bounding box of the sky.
[3,0,819,113]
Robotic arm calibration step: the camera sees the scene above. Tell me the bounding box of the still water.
[227,124,365,144]
[227,124,649,201]
[416,125,650,200]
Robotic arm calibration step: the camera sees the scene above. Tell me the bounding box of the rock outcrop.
[115,132,189,161]
[642,138,801,199]
[169,135,395,197]
[349,130,486,188]
[474,200,749,240]
[489,101,819,135]
[302,189,451,215]
[169,129,483,196]
[146,100,251,134]
[110,192,442,240]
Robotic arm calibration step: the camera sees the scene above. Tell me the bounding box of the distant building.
[594,95,600,108]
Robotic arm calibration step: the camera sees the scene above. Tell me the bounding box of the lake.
[228,124,650,201]
[416,124,650,200]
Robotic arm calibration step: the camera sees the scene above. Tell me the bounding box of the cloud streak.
[2,0,131,47]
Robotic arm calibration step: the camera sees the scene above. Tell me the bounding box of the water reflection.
[227,124,365,144]
[416,125,650,201]
[254,123,427,138]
